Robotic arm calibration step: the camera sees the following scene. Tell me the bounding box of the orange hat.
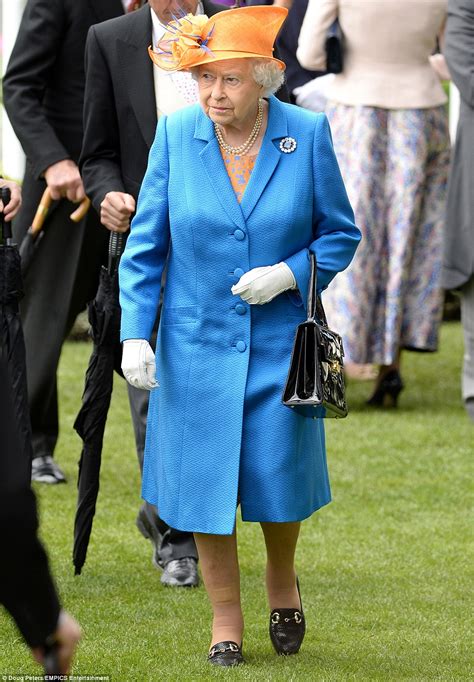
[148,6,287,72]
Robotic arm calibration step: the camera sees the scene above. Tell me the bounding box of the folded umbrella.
[19,187,90,276]
[73,231,126,575]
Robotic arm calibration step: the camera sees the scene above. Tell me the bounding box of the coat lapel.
[195,110,247,231]
[240,96,288,222]
[117,7,157,149]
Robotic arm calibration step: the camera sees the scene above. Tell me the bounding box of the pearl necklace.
[214,99,263,156]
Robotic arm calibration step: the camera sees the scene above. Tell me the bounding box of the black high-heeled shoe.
[367,369,404,408]
[208,641,244,667]
[269,579,306,655]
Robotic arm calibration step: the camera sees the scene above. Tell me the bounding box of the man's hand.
[32,611,81,674]
[44,159,86,203]
[100,191,136,233]
[0,179,22,222]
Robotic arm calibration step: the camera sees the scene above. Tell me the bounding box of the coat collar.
[194,96,289,229]
[117,6,157,149]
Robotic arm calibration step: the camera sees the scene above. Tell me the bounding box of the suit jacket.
[81,1,222,213]
[119,97,360,534]
[3,0,124,179]
[297,0,448,109]
[0,355,60,648]
[443,0,474,289]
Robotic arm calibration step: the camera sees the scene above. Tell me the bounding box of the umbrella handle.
[30,188,91,236]
[1,187,12,243]
[107,231,126,276]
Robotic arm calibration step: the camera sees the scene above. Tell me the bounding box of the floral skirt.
[323,103,450,365]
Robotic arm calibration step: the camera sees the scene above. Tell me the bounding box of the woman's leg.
[260,521,301,610]
[193,531,243,647]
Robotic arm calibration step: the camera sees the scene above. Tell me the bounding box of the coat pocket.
[161,305,198,326]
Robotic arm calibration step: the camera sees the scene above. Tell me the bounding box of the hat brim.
[180,51,286,72]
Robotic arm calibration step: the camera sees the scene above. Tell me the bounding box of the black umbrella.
[19,187,90,276]
[0,187,32,477]
[73,231,126,575]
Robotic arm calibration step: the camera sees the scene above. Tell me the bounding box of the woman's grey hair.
[251,59,285,97]
[191,59,285,97]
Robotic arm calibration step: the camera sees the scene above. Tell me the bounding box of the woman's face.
[196,59,263,130]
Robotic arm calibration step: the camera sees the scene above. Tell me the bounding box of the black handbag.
[325,20,344,74]
[282,252,348,419]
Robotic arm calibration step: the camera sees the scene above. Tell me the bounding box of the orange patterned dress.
[220,150,257,203]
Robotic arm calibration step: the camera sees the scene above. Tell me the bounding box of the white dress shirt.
[151,6,203,117]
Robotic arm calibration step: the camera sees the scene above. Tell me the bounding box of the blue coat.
[119,96,360,535]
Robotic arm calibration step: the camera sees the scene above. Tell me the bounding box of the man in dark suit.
[81,0,225,589]
[3,0,125,485]
[248,0,321,99]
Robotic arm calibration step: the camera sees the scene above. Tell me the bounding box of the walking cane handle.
[70,197,91,223]
[31,188,53,236]
[31,188,91,236]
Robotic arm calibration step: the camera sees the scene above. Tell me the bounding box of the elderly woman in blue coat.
[119,5,360,667]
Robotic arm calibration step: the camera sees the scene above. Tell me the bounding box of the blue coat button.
[236,340,247,352]
[235,304,247,316]
[234,229,245,241]
[234,268,245,278]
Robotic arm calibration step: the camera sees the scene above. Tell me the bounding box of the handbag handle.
[307,251,328,326]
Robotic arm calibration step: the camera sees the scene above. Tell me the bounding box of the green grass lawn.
[0,322,472,680]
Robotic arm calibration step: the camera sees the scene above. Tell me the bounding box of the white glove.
[121,339,158,390]
[231,262,296,305]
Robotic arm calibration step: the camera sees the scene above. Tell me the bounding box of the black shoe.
[161,557,199,588]
[136,506,163,568]
[269,579,306,655]
[31,456,67,484]
[208,641,244,667]
[367,369,404,408]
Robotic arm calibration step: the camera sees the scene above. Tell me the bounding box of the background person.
[119,6,360,665]
[298,0,450,406]
[80,0,224,588]
[80,0,287,584]
[443,0,474,421]
[248,0,321,102]
[2,0,125,484]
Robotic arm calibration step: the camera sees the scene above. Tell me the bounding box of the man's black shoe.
[161,557,199,588]
[31,456,67,484]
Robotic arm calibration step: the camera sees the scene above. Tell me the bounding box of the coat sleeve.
[284,113,360,307]
[444,0,474,107]
[297,0,338,72]
[2,0,70,178]
[119,116,171,342]
[80,25,126,213]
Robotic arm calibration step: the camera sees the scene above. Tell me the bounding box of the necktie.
[126,0,142,12]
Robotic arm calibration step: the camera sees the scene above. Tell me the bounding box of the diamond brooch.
[279,137,297,154]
